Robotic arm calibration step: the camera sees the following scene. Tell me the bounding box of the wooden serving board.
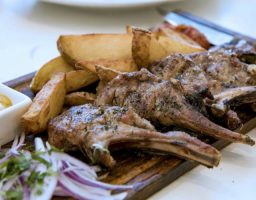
[4,11,256,200]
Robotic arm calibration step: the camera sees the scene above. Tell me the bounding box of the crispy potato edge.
[22,72,66,134]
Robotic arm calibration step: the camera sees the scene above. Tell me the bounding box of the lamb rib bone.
[208,86,256,117]
[96,69,254,146]
[48,104,221,168]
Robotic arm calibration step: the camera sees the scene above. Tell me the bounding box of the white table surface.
[1,0,256,199]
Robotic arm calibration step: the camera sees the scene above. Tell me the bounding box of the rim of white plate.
[39,0,183,9]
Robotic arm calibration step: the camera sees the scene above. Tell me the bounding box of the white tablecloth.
[1,0,256,199]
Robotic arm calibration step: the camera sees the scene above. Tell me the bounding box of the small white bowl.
[0,83,32,146]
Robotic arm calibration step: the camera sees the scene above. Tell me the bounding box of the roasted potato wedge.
[126,25,133,34]
[95,65,122,82]
[30,56,73,92]
[156,27,204,48]
[22,73,66,134]
[65,92,96,106]
[75,58,138,73]
[95,65,123,94]
[30,56,98,93]
[132,28,151,67]
[152,23,204,47]
[57,34,132,66]
[66,70,98,92]
[132,28,205,68]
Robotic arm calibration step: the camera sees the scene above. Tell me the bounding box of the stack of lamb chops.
[48,39,256,168]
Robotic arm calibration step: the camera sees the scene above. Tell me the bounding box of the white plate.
[0,84,32,146]
[39,0,182,9]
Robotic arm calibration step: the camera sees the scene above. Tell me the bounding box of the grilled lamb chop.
[48,104,220,168]
[208,86,256,117]
[149,48,256,96]
[148,41,256,128]
[96,69,254,145]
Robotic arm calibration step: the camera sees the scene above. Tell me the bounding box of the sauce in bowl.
[0,94,12,111]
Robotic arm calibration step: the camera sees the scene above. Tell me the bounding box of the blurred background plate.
[39,0,182,9]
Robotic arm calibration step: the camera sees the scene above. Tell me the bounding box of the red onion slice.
[63,169,133,191]
[58,173,115,200]
[30,138,58,200]
[0,136,133,200]
[52,152,97,178]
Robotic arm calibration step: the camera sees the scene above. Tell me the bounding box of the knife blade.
[157,9,234,46]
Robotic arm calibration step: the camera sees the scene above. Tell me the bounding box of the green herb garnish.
[48,145,64,154]
[0,151,6,159]
[31,152,51,168]
[0,154,30,180]
[2,188,23,200]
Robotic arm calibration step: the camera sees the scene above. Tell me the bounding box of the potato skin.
[57,34,132,67]
[75,58,138,73]
[132,28,151,68]
[66,70,98,93]
[131,27,205,68]
[22,73,66,134]
[30,56,98,94]
[65,92,96,106]
[30,56,73,93]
